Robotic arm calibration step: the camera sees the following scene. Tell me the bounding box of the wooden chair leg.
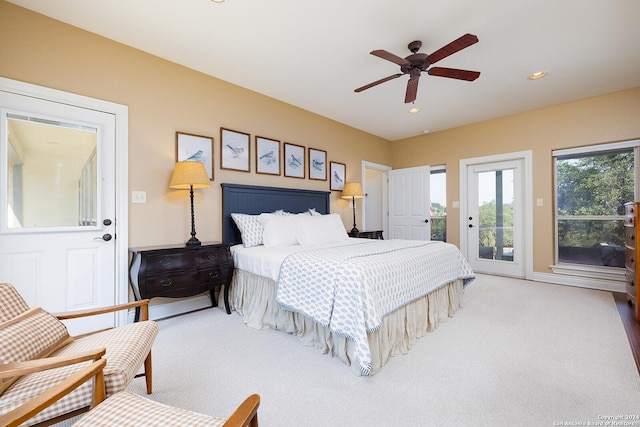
[144,351,152,394]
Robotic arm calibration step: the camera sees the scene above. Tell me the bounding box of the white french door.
[389,166,431,240]
[0,80,126,334]
[461,152,532,278]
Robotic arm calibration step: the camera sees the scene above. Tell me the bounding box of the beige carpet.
[122,274,640,426]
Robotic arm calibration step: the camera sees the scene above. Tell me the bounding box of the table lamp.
[341,182,364,233]
[169,161,212,246]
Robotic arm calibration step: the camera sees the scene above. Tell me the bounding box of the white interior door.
[0,90,117,334]
[389,166,431,240]
[464,159,524,277]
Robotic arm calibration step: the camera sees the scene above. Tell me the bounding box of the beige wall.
[0,1,390,247]
[2,1,640,276]
[393,88,640,272]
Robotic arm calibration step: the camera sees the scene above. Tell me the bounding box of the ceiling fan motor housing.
[401,53,430,74]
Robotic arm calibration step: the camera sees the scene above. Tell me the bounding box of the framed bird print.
[308,147,327,181]
[330,161,346,191]
[284,142,305,179]
[176,132,214,180]
[256,136,280,175]
[220,128,250,172]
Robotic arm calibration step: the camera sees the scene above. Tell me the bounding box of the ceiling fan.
[354,33,481,104]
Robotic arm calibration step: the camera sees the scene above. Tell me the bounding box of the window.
[430,166,446,241]
[553,140,639,271]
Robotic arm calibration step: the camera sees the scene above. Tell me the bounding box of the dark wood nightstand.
[129,242,234,319]
[348,230,384,239]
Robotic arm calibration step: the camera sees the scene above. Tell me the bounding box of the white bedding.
[231,238,371,281]
[232,239,475,374]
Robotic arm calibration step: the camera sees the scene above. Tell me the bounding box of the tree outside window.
[555,149,634,267]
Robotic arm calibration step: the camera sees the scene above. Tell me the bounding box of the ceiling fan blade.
[426,33,479,65]
[354,73,404,93]
[404,76,419,103]
[428,67,480,81]
[370,49,411,66]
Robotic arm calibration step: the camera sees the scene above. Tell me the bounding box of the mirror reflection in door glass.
[6,114,97,229]
[477,169,514,262]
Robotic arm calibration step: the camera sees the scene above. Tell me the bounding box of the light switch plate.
[132,191,147,204]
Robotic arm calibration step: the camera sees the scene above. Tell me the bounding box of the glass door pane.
[477,169,514,262]
[6,113,97,230]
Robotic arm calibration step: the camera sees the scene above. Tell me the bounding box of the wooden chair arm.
[0,358,107,427]
[52,299,151,321]
[0,348,106,380]
[224,394,260,427]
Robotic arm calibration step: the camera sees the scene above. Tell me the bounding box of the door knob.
[93,234,112,241]
[103,219,112,226]
[424,219,429,223]
[468,224,474,228]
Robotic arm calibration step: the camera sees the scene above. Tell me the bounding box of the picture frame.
[308,147,327,181]
[220,127,250,172]
[330,161,346,191]
[284,142,306,179]
[175,132,214,180]
[255,136,281,175]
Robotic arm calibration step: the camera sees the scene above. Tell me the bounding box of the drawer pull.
[160,279,173,287]
[159,260,172,267]
[631,257,635,264]
[207,254,218,261]
[209,271,219,279]
[631,280,635,288]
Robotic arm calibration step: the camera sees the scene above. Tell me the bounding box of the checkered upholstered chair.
[72,391,260,427]
[0,354,260,427]
[0,282,159,426]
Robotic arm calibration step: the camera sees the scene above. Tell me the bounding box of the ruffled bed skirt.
[228,269,464,376]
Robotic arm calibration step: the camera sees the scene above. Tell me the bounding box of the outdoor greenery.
[479,200,514,248]
[430,202,446,241]
[556,151,634,248]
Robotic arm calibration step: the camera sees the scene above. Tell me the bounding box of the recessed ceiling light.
[408,108,420,114]
[528,71,547,80]
[211,0,225,3]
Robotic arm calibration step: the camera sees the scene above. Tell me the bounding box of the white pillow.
[295,214,349,246]
[308,208,322,216]
[231,213,264,247]
[260,214,298,247]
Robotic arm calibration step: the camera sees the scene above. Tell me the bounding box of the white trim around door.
[0,77,129,326]
[460,150,533,280]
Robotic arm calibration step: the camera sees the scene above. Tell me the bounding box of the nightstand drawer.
[143,267,231,298]
[194,246,232,267]
[143,252,194,273]
[129,242,234,316]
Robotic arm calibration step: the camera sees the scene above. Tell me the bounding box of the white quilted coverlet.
[276,239,475,375]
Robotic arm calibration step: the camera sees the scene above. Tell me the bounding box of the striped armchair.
[0,283,158,426]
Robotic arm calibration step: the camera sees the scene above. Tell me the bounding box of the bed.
[221,183,475,376]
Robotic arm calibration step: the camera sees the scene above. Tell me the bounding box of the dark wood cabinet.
[129,242,234,318]
[348,230,384,239]
[624,202,640,323]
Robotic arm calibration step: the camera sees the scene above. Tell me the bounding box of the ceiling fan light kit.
[355,33,481,104]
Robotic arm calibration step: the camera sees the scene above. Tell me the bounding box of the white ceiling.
[8,0,640,141]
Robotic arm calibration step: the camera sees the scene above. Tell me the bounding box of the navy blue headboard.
[221,183,331,245]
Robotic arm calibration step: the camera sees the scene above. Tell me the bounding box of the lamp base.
[185,237,201,247]
[350,226,359,234]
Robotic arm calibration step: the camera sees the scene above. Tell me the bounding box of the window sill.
[550,263,626,282]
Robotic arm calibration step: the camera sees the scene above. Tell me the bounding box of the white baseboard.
[127,294,214,323]
[530,272,625,293]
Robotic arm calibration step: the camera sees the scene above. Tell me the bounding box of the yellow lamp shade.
[169,161,212,189]
[341,182,364,199]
